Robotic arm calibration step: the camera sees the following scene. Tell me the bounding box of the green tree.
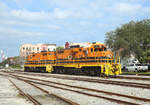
[56,46,64,51]
[105,19,150,63]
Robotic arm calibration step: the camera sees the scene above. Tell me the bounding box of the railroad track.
[114,75,150,81]
[6,71,150,89]
[1,72,150,105]
[9,79,42,105]
[3,74,80,105]
[120,73,150,76]
[3,70,150,81]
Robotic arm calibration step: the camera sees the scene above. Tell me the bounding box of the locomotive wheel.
[60,69,65,74]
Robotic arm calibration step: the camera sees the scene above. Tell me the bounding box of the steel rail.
[9,74,150,102]
[3,70,150,81]
[8,72,150,89]
[20,79,141,105]
[5,73,148,105]
[8,79,42,105]
[0,73,80,105]
[0,73,140,105]
[20,79,80,105]
[1,72,150,105]
[114,75,150,81]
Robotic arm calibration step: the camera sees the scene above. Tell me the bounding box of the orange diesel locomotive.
[24,42,122,76]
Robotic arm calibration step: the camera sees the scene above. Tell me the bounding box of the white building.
[20,43,56,57]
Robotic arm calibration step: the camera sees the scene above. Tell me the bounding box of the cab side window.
[91,48,93,53]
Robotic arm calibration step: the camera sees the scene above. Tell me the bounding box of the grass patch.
[10,64,22,69]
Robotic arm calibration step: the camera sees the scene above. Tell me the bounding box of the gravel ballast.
[11,73,150,105]
[0,75,32,105]
[1,71,150,105]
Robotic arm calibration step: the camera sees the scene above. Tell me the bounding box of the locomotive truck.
[24,42,122,76]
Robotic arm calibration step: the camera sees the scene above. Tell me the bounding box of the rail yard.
[0,69,150,105]
[0,0,150,105]
[0,42,150,105]
[24,42,122,77]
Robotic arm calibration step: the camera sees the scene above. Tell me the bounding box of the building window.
[32,47,35,50]
[23,47,25,50]
[37,48,39,51]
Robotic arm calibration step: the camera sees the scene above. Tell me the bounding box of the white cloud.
[0,1,149,37]
[0,20,34,27]
[47,0,88,9]
[115,3,141,14]
[0,2,9,17]
[0,0,150,57]
[46,25,61,30]
[46,0,149,19]
[0,2,8,10]
[12,0,32,8]
[0,26,44,37]
[0,19,61,30]
[142,7,150,14]
[53,8,72,19]
[0,2,61,39]
[80,21,91,25]
[10,10,51,21]
[47,0,104,19]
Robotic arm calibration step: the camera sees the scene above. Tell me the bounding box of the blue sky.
[0,0,150,58]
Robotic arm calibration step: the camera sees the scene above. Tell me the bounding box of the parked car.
[125,63,148,72]
[121,57,139,71]
[140,64,148,72]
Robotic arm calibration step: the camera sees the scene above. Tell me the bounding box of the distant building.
[65,42,92,49]
[20,43,56,57]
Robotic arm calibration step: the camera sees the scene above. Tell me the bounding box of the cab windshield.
[94,48,107,52]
